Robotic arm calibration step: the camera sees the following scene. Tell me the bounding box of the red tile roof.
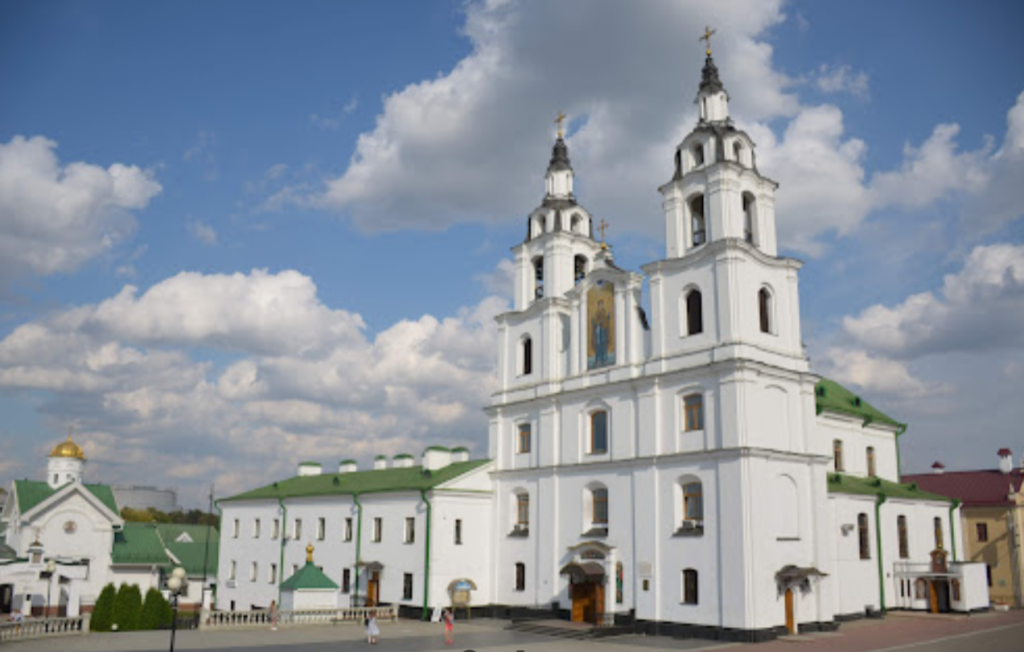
[903,469,1024,507]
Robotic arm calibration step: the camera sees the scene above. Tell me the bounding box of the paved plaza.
[4,610,1024,652]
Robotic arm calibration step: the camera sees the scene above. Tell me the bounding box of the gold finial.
[555,111,567,138]
[306,543,314,563]
[699,25,716,57]
[598,219,609,250]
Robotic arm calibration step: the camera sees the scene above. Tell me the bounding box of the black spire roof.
[699,55,726,95]
[548,137,572,172]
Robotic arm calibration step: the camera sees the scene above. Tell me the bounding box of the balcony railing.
[200,605,398,630]
[0,616,86,642]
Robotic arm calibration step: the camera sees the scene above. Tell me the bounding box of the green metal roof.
[393,454,413,459]
[815,379,902,429]
[450,446,469,453]
[424,445,450,452]
[220,459,490,503]
[280,561,338,591]
[827,473,952,503]
[339,459,357,465]
[14,480,119,515]
[155,524,220,576]
[111,523,171,565]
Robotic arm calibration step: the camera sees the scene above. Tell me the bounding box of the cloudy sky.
[1,0,1022,505]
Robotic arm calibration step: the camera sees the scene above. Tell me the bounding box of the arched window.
[914,578,927,599]
[570,213,584,234]
[758,287,772,334]
[516,492,530,527]
[866,447,876,477]
[574,255,587,285]
[592,487,609,524]
[733,141,743,165]
[515,562,526,591]
[590,410,608,454]
[690,194,706,246]
[858,513,870,560]
[692,143,705,167]
[683,394,704,431]
[683,481,703,523]
[533,257,544,300]
[682,569,698,604]
[685,289,703,335]
[521,336,533,376]
[833,440,844,472]
[674,149,682,177]
[742,193,755,244]
[898,515,909,559]
[934,517,944,549]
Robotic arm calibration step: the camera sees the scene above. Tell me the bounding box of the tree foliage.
[112,583,142,631]
[139,587,173,630]
[90,584,116,632]
[119,507,218,527]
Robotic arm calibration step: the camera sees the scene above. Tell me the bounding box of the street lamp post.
[166,566,188,652]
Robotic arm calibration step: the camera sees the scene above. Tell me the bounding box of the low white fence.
[201,605,398,630]
[0,615,88,642]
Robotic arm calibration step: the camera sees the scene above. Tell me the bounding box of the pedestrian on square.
[269,599,278,631]
[443,608,454,645]
[365,610,379,645]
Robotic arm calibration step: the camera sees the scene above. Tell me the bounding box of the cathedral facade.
[215,49,988,641]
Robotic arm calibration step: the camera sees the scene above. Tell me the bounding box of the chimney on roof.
[373,455,389,471]
[298,461,322,477]
[422,447,453,471]
[338,460,357,474]
[931,461,945,475]
[999,448,1013,475]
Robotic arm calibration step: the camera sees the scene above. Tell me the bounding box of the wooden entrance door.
[784,589,795,634]
[571,582,604,623]
[928,581,938,613]
[367,571,380,607]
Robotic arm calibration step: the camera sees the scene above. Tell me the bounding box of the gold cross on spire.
[699,25,716,57]
[598,219,609,249]
[555,111,566,138]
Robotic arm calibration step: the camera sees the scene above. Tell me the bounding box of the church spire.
[545,115,575,199]
[695,26,730,123]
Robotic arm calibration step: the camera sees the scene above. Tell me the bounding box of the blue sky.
[1,0,1022,505]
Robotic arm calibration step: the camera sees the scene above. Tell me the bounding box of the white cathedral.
[216,48,987,641]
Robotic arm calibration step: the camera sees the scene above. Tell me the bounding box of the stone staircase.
[506,618,633,640]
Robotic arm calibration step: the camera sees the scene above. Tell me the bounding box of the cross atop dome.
[694,27,730,123]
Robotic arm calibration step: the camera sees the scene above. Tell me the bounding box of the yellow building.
[906,451,1024,607]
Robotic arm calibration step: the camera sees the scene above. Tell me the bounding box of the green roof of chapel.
[827,473,953,503]
[220,459,490,503]
[815,379,902,430]
[14,480,119,515]
[280,561,338,591]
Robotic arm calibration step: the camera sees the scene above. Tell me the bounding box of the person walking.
[269,600,278,631]
[443,608,454,645]
[365,610,379,645]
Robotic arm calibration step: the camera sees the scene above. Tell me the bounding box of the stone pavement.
[3,610,1024,652]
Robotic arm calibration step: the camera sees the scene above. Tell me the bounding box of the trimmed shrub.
[112,583,142,631]
[139,587,172,630]
[90,584,116,632]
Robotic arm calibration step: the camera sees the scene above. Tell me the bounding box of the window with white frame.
[518,423,531,454]
[293,518,302,541]
[269,563,277,584]
[253,518,261,539]
[250,561,258,582]
[405,517,415,544]
[272,518,280,540]
[344,517,353,542]
[589,410,608,454]
[317,517,326,541]
[372,517,382,542]
[683,393,704,431]
[229,560,236,580]
[232,518,239,538]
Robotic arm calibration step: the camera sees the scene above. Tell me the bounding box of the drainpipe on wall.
[895,424,907,482]
[352,493,363,605]
[419,489,433,621]
[875,493,888,613]
[276,497,287,605]
[948,499,960,562]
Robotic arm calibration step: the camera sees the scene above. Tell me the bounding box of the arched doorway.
[560,562,604,623]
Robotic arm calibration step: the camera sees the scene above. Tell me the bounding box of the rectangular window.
[405,517,415,544]
[515,563,526,591]
[317,517,326,541]
[344,517,353,542]
[250,562,258,582]
[977,523,988,542]
[342,568,351,594]
[590,411,608,454]
[987,564,992,587]
[834,440,844,472]
[229,560,236,580]
[403,573,414,600]
[373,517,383,542]
[683,395,704,431]
[272,518,280,540]
[682,569,698,605]
[253,518,261,539]
[269,563,277,584]
[898,515,909,559]
[593,488,609,524]
[683,482,704,521]
[516,494,529,526]
[518,423,531,454]
[455,519,463,545]
[866,447,876,477]
[858,513,870,560]
[232,518,239,538]
[293,518,302,541]
[934,517,943,549]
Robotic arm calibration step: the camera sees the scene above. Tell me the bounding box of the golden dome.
[49,434,86,461]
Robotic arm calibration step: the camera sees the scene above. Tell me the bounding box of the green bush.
[90,584,116,632]
[112,584,142,631]
[139,587,172,630]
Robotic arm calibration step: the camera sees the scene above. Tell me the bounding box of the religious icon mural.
[587,280,616,370]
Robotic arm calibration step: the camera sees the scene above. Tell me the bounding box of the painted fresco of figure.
[587,282,615,370]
